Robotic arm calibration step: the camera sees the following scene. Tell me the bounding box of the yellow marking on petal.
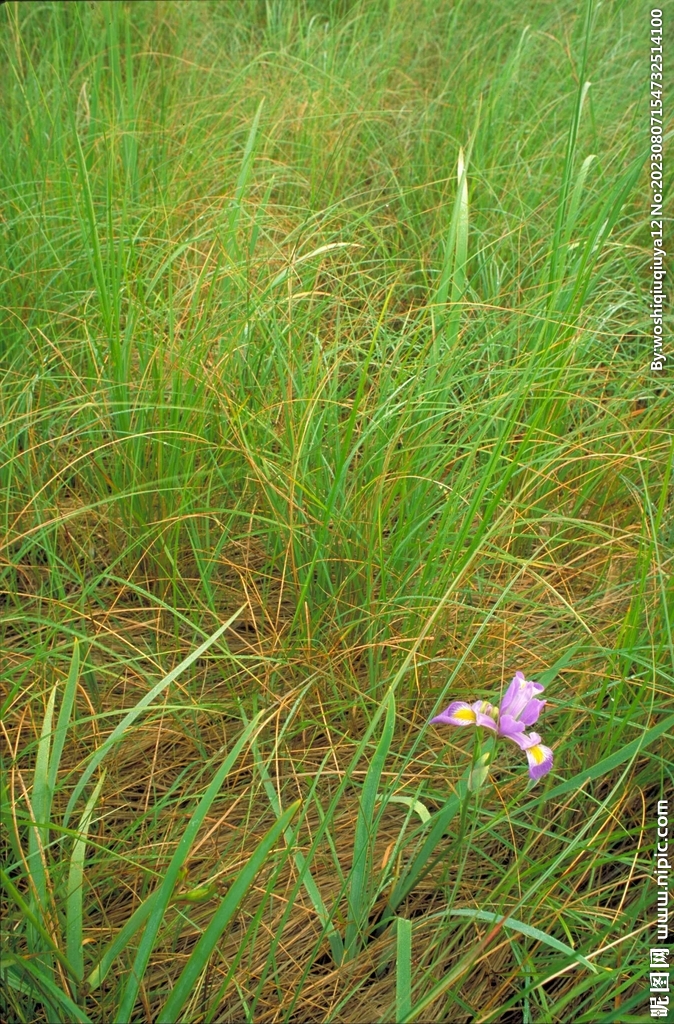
[529,745,545,765]
[453,709,476,722]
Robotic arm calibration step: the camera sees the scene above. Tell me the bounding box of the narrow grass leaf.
[344,689,396,960]
[2,952,93,1024]
[396,917,412,1023]
[27,684,57,955]
[377,794,431,825]
[114,708,264,1023]
[71,118,111,339]
[63,607,245,827]
[31,687,56,852]
[447,909,596,972]
[86,890,160,990]
[157,799,301,1023]
[253,738,344,963]
[0,868,78,977]
[445,146,469,349]
[66,772,106,984]
[226,96,265,258]
[47,641,80,816]
[531,710,674,810]
[380,765,471,931]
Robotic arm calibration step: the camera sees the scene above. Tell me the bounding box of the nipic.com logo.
[650,799,670,1018]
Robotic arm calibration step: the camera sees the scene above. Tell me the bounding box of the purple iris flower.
[430,671,553,781]
[497,670,546,741]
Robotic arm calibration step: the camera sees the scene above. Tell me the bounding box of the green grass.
[1,0,671,1021]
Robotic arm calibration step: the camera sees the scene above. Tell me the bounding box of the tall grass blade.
[70,116,112,344]
[433,145,470,351]
[252,737,344,963]
[400,907,598,1024]
[114,708,265,1023]
[226,96,265,259]
[66,771,106,986]
[445,146,469,350]
[157,798,301,1023]
[63,607,246,827]
[0,868,76,976]
[447,909,596,972]
[86,891,160,991]
[545,0,594,309]
[344,689,396,960]
[47,642,80,812]
[378,764,471,934]
[26,685,57,958]
[2,954,93,1024]
[530,710,674,809]
[396,917,412,1023]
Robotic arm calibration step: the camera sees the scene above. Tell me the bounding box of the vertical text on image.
[650,8,667,372]
[649,799,670,1019]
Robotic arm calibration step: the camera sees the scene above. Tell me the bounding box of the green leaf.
[66,771,106,984]
[226,96,265,258]
[157,799,301,1023]
[532,710,674,809]
[2,953,93,1024]
[253,736,344,963]
[31,686,56,857]
[376,794,431,825]
[434,146,470,325]
[87,890,160,990]
[27,684,58,958]
[63,608,246,828]
[47,641,80,803]
[379,763,472,932]
[0,868,78,978]
[171,883,218,904]
[447,909,596,973]
[114,708,265,1023]
[396,917,412,1023]
[536,643,584,688]
[344,689,396,960]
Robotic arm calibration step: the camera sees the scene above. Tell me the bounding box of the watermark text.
[650,9,667,372]
[650,798,670,1018]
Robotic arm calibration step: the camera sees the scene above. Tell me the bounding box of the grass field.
[1,1,672,1021]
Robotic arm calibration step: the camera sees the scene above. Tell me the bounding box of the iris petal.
[524,741,553,780]
[499,673,545,727]
[430,701,476,727]
[519,697,545,726]
[498,714,527,742]
[499,672,525,717]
